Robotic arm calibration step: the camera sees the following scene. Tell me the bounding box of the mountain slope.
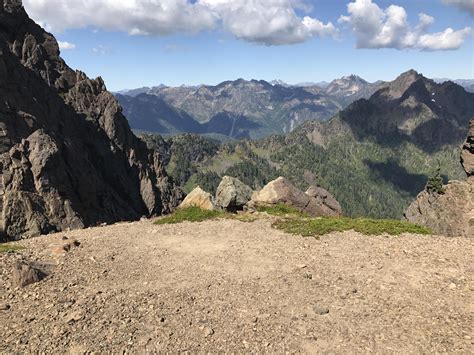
[0,0,182,241]
[118,79,342,138]
[146,70,474,219]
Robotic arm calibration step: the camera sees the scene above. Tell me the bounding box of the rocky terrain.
[1,218,472,353]
[405,119,474,237]
[0,0,182,241]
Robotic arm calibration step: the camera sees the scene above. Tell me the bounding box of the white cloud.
[23,0,336,46]
[339,0,472,50]
[443,0,474,17]
[57,41,76,50]
[23,0,216,36]
[200,0,338,45]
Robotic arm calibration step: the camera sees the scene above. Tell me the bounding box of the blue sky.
[23,0,474,91]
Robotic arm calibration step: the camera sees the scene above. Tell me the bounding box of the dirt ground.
[0,217,472,353]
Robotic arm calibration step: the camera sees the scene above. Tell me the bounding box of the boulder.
[179,187,215,211]
[215,176,253,212]
[305,186,342,216]
[250,177,342,217]
[405,119,474,237]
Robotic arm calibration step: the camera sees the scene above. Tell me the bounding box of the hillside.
[1,217,472,353]
[143,70,474,219]
[117,75,388,139]
[117,79,343,138]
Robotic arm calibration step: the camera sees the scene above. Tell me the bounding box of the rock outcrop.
[461,119,474,178]
[0,1,183,241]
[405,119,474,237]
[250,177,342,217]
[215,176,253,212]
[179,187,215,211]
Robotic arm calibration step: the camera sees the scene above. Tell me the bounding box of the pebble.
[448,283,457,290]
[0,303,11,311]
[202,327,214,337]
[314,306,330,315]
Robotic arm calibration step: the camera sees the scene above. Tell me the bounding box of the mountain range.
[116,75,387,138]
[118,74,473,139]
[140,69,474,219]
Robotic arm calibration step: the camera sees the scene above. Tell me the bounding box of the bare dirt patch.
[0,218,472,353]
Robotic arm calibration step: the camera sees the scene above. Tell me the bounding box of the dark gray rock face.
[215,176,253,212]
[305,186,342,216]
[461,119,474,178]
[0,1,183,241]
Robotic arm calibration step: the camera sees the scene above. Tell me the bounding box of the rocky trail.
[0,217,472,353]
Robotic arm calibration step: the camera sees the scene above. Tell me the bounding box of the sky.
[22,0,474,91]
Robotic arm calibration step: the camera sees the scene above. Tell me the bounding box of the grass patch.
[273,217,432,237]
[0,244,24,253]
[155,206,258,225]
[256,204,308,218]
[155,207,226,225]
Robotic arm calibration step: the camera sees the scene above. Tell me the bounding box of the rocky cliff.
[404,119,474,237]
[0,0,183,241]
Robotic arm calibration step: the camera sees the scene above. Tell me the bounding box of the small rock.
[303,273,313,280]
[203,327,214,337]
[65,310,84,324]
[0,303,11,311]
[314,306,330,315]
[448,283,457,290]
[13,260,48,287]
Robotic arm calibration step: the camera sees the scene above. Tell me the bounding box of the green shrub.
[273,217,432,237]
[0,244,24,253]
[425,166,445,194]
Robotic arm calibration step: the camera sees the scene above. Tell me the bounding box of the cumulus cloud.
[339,0,472,50]
[23,0,336,46]
[443,0,474,17]
[200,0,338,45]
[23,0,216,36]
[57,41,75,50]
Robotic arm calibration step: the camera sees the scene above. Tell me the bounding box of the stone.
[13,260,47,287]
[215,176,253,212]
[0,303,10,310]
[314,306,330,315]
[0,3,184,241]
[305,186,343,216]
[249,177,342,217]
[202,327,214,337]
[179,187,215,211]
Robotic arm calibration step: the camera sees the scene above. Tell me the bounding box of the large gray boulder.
[250,177,342,217]
[0,1,183,241]
[405,119,474,237]
[215,176,253,212]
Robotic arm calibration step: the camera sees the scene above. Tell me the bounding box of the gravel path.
[0,218,473,353]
